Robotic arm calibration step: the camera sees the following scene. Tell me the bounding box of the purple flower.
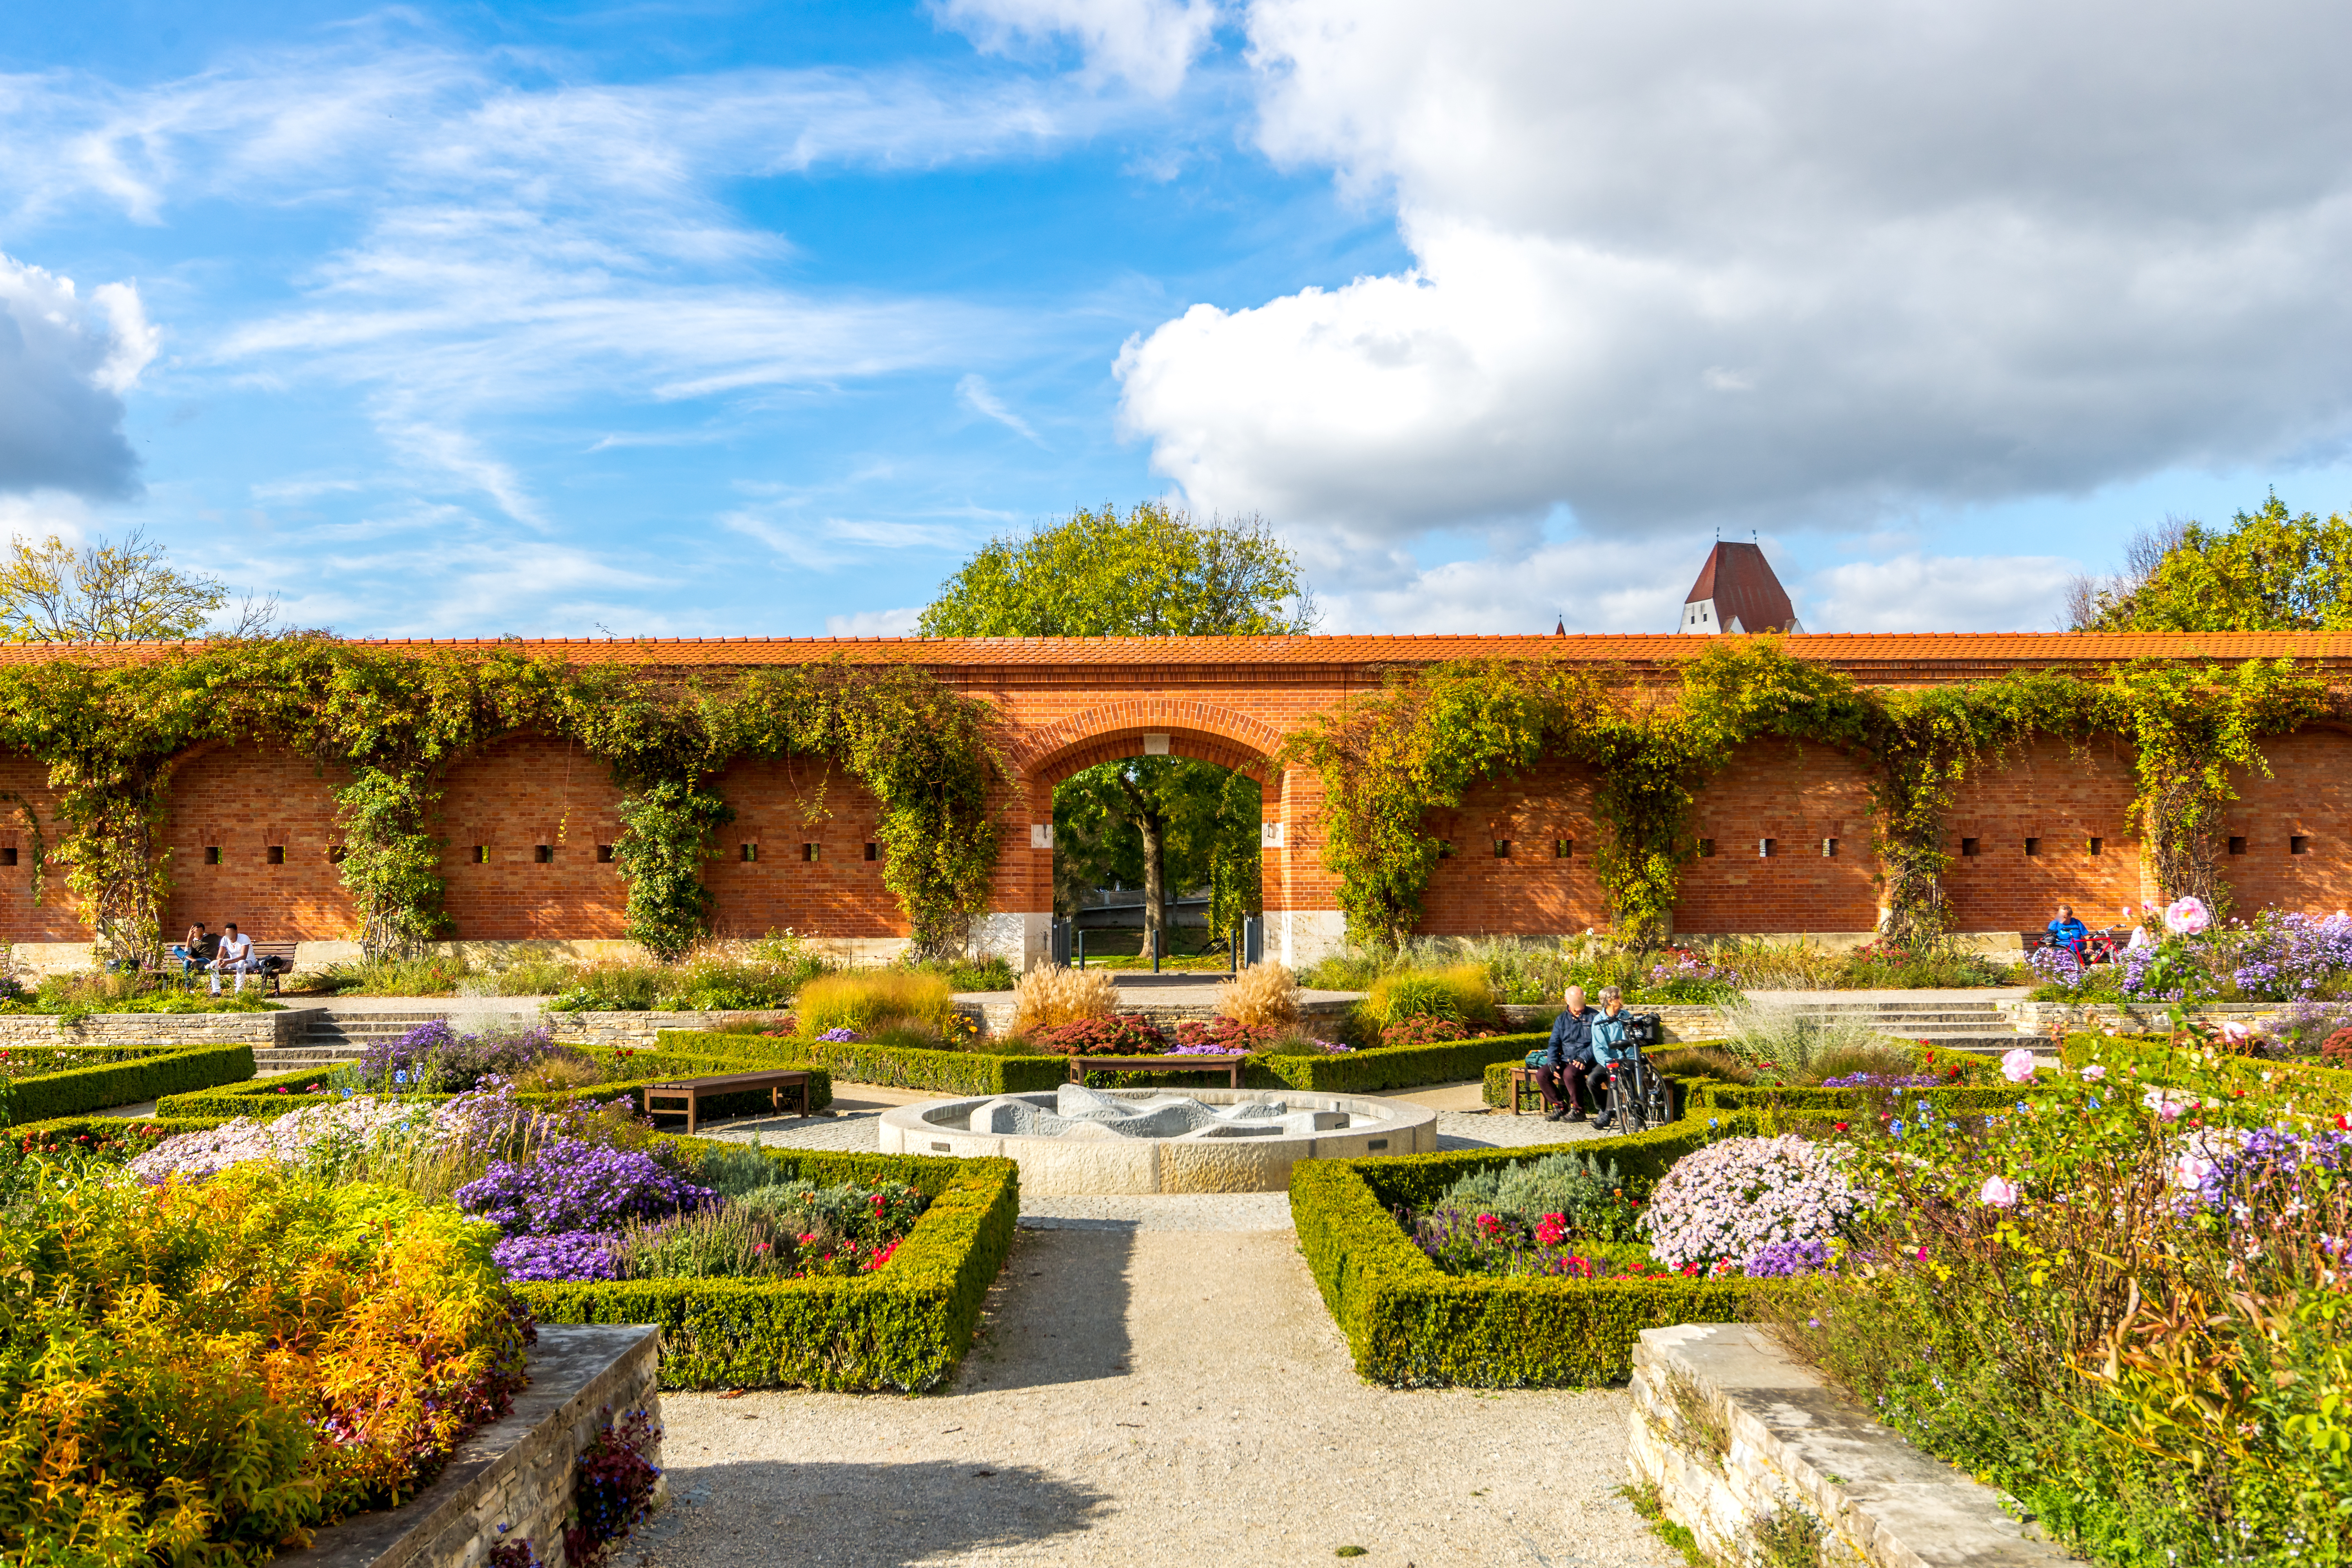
[815,1028,860,1043]
[1744,1238,1833,1278]
[492,1229,620,1282]
[456,1137,714,1236]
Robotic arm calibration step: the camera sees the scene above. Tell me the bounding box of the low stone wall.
[274,1324,662,1568]
[0,1009,300,1049]
[1999,998,2290,1034]
[1628,1323,2067,1568]
[544,1009,789,1049]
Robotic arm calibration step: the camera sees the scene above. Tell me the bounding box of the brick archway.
[1010,699,1288,787]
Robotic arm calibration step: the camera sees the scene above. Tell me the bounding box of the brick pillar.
[972,773,1054,971]
[1263,765,1346,967]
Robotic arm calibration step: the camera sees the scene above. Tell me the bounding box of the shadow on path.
[955,1225,1137,1393]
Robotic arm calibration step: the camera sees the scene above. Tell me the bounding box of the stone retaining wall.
[1998,998,2290,1034]
[1628,1323,2067,1568]
[274,1324,662,1568]
[0,1010,301,1049]
[544,1009,789,1049]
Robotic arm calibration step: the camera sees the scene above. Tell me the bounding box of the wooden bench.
[1066,1053,1249,1089]
[642,1069,812,1135]
[1505,1065,1547,1115]
[149,939,299,996]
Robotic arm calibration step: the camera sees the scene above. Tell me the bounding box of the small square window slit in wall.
[741,843,758,862]
[1821,837,1837,857]
[1698,838,1715,858]
[2229,836,2247,855]
[329,844,347,863]
[535,844,554,863]
[1961,837,1980,857]
[1554,837,1573,858]
[0,847,15,866]
[1436,839,1454,858]
[204,846,221,865]
[2292,835,2311,855]
[596,844,614,863]
[2024,837,2040,857]
[472,846,489,864]
[864,842,879,861]
[2087,837,2103,857]
[803,843,820,862]
[1758,838,1775,858]
[1492,839,1512,858]
[266,845,284,865]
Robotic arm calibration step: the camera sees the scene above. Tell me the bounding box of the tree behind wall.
[2069,494,2352,631]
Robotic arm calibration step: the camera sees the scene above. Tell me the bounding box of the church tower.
[1678,541,1802,633]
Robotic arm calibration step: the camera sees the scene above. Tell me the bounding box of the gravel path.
[700,1103,1604,1155]
[618,1224,1674,1568]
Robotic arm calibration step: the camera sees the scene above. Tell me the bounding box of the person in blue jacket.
[1540,984,1599,1123]
[2047,903,2090,961]
[1587,986,1633,1132]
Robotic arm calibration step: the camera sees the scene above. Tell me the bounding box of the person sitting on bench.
[209,922,261,995]
[2047,904,2090,961]
[1587,986,1633,1133]
[179,921,220,977]
[1539,984,1600,1124]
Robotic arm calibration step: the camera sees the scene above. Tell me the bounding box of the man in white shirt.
[210,923,260,995]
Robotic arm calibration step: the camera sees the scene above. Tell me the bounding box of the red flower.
[1834,1122,1849,1132]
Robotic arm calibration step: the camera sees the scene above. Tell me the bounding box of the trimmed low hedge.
[1290,1118,1771,1387]
[3,1044,258,1125]
[660,1028,1068,1096]
[1476,1060,2020,1118]
[1251,1032,1543,1094]
[11,1113,229,1147]
[156,1050,833,1123]
[523,1145,1019,1391]
[2057,1031,2352,1106]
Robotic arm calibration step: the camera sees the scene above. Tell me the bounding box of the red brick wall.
[161,742,354,941]
[1676,740,1881,931]
[435,737,627,939]
[1417,757,1610,933]
[705,757,903,938]
[0,757,87,942]
[2217,728,2352,917]
[1942,735,2151,931]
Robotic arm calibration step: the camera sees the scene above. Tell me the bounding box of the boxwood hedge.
[155,1049,833,1123]
[1290,1114,1773,1388]
[521,1144,1018,1392]
[2,1044,258,1126]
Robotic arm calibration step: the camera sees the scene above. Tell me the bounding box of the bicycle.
[1600,1045,1673,1134]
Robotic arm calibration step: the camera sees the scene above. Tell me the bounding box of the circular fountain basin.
[876,1083,1439,1194]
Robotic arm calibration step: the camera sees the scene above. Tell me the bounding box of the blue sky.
[6,0,2352,639]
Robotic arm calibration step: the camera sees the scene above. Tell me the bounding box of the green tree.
[0,528,282,642]
[2074,494,2352,631]
[916,501,1318,637]
[923,501,1305,948]
[1053,759,1261,953]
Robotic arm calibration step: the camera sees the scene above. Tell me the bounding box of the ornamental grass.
[1212,960,1301,1029]
[1009,963,1120,1034]
[797,969,959,1036]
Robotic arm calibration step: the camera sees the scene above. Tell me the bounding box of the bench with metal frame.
[1066,1053,1249,1089]
[149,939,299,996]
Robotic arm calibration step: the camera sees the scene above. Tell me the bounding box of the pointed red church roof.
[1683,541,1798,633]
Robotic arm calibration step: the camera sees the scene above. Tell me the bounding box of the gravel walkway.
[699,1102,1604,1156]
[618,1223,1674,1568]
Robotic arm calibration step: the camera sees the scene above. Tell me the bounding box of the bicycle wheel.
[1632,1058,1666,1127]
[1605,1064,1637,1132]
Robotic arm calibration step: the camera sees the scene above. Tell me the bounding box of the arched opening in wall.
[1053,754,1262,967]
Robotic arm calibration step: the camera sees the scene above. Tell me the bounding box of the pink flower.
[2079,1065,2106,1082]
[2165,895,2211,935]
[2000,1047,2038,1084]
[1978,1175,2020,1207]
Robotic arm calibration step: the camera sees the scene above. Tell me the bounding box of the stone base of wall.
[545,1010,790,1049]
[1998,998,2291,1034]
[275,1324,662,1568]
[0,1010,301,1050]
[1628,1323,2066,1568]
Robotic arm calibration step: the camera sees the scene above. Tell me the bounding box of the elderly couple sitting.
[1536,983,1634,1128]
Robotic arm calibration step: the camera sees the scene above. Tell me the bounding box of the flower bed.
[1752,1030,2352,1564]
[0,1041,259,1125]
[1290,1111,1771,1387]
[0,1154,529,1565]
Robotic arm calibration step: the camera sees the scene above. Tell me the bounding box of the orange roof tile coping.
[0,630,2346,670]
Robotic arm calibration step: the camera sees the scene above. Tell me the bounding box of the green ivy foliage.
[0,644,1000,965]
[1285,641,2335,949]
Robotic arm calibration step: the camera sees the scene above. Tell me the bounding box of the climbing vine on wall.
[1287,642,2336,950]
[0,643,1000,965]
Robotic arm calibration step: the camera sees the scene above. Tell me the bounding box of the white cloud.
[1114,0,2352,540]
[956,372,1046,445]
[380,420,549,532]
[825,606,925,636]
[0,254,154,498]
[1804,552,2081,633]
[723,510,971,570]
[935,0,1222,96]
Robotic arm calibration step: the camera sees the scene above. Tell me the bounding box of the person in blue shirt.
[1541,985,1599,1123]
[2047,904,2090,960]
[1587,987,1634,1132]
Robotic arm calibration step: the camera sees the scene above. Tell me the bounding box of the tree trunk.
[1116,775,1169,957]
